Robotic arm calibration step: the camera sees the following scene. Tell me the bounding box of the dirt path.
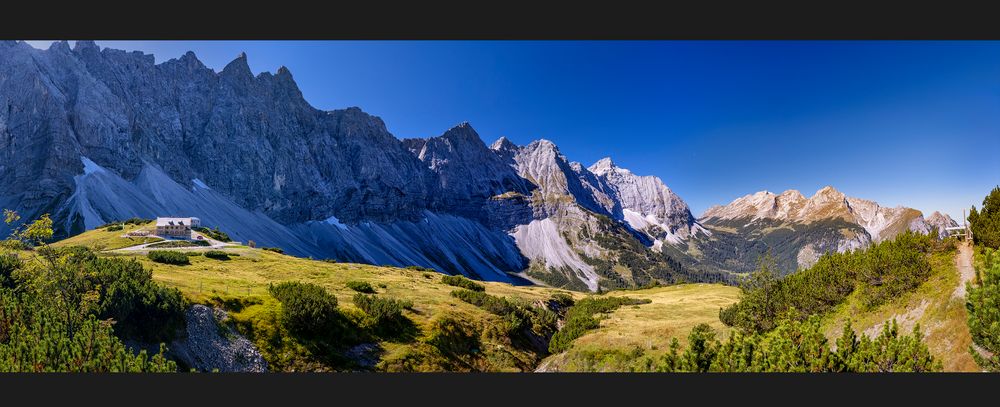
[953,242,976,300]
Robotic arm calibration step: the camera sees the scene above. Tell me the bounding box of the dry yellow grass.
[537,283,740,371]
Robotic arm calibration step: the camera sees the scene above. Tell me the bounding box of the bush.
[0,252,23,289]
[105,224,124,232]
[148,240,209,248]
[97,218,152,228]
[0,239,29,251]
[89,258,187,342]
[550,292,575,308]
[967,247,1000,371]
[406,265,437,273]
[268,281,339,337]
[646,316,939,372]
[0,290,176,372]
[352,293,404,325]
[203,250,230,261]
[346,281,376,294]
[193,226,232,242]
[147,250,190,265]
[441,275,485,292]
[262,247,284,254]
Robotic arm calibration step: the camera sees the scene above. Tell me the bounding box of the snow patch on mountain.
[81,156,105,175]
[323,215,347,230]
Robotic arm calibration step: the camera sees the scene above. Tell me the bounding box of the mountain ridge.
[0,41,958,291]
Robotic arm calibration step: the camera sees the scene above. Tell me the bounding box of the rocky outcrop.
[167,305,268,373]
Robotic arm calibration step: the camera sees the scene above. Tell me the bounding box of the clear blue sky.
[26,41,1000,221]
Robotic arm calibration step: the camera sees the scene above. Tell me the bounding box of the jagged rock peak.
[490,136,518,152]
[175,50,207,70]
[528,138,559,151]
[221,52,252,78]
[440,122,482,144]
[588,157,616,176]
[779,189,805,199]
[49,40,71,53]
[72,40,99,53]
[812,185,845,199]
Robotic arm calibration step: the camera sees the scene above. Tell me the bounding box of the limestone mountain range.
[0,41,957,290]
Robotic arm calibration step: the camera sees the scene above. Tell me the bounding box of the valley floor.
[537,284,740,372]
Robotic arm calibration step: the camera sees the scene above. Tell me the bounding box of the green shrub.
[104,224,124,232]
[262,247,284,254]
[967,247,1000,371]
[203,250,230,261]
[0,290,176,372]
[0,252,23,289]
[268,281,339,337]
[346,281,376,294]
[646,316,939,372]
[0,239,29,251]
[148,240,209,248]
[88,258,187,342]
[147,250,190,265]
[352,293,417,340]
[406,265,437,273]
[352,293,404,325]
[441,275,485,292]
[550,292,575,308]
[193,226,232,242]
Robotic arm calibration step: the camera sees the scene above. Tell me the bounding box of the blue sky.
[26,41,1000,221]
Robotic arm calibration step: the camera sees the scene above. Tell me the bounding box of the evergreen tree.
[967,247,1000,371]
[970,186,1000,249]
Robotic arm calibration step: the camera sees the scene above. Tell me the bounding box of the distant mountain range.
[0,41,957,290]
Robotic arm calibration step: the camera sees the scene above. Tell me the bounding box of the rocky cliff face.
[588,157,706,245]
[0,42,708,290]
[1,40,439,235]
